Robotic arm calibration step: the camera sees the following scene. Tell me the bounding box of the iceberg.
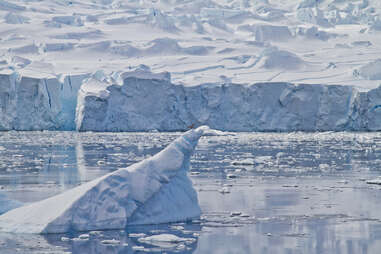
[0,126,207,233]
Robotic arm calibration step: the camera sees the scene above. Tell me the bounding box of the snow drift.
[0,126,206,233]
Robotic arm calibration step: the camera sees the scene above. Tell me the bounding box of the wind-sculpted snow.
[0,126,206,233]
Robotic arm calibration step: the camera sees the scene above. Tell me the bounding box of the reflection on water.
[1,131,381,253]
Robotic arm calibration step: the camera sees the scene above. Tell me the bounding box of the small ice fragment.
[101,239,120,245]
[230,212,242,217]
[129,233,147,238]
[226,174,236,179]
[219,187,230,194]
[61,237,70,241]
[78,234,89,239]
[138,234,196,245]
[132,246,145,250]
[72,237,87,241]
[231,158,255,166]
[96,160,106,165]
[170,225,184,230]
[89,231,103,236]
[266,233,272,236]
[366,178,381,185]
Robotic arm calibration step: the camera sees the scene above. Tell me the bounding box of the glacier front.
[0,126,206,234]
[1,68,381,132]
[76,69,381,132]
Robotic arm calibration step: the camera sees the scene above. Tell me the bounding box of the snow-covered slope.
[0,0,381,88]
[0,126,206,233]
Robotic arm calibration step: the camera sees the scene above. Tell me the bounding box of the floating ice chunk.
[366,177,381,185]
[231,158,255,165]
[78,234,90,239]
[138,234,196,248]
[0,127,208,233]
[101,239,120,245]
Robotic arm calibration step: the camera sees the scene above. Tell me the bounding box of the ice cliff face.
[0,126,205,233]
[1,69,381,132]
[0,71,86,130]
[76,70,381,132]
[0,71,61,130]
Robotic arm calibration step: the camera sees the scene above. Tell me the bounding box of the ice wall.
[1,69,381,132]
[76,71,381,132]
[0,71,87,130]
[0,71,61,130]
[0,126,205,233]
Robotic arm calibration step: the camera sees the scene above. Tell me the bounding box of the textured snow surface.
[0,126,206,233]
[1,0,381,87]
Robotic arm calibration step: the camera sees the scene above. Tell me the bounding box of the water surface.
[1,131,381,253]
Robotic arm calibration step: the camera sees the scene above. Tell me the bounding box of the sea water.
[0,131,381,253]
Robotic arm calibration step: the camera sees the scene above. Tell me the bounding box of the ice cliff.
[1,69,381,132]
[0,126,205,233]
[75,69,381,132]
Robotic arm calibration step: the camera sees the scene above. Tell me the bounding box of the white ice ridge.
[0,126,207,234]
[2,68,381,131]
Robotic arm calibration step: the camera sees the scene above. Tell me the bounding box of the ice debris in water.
[137,233,196,248]
[0,126,210,233]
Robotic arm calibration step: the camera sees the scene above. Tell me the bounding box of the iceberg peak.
[0,127,208,234]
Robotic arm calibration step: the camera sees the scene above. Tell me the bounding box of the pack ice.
[0,126,206,234]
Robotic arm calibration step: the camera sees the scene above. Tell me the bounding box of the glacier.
[1,68,381,132]
[0,126,206,233]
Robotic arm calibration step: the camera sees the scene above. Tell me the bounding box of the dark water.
[1,131,381,253]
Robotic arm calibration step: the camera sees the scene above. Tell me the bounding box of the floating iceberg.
[0,126,207,233]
